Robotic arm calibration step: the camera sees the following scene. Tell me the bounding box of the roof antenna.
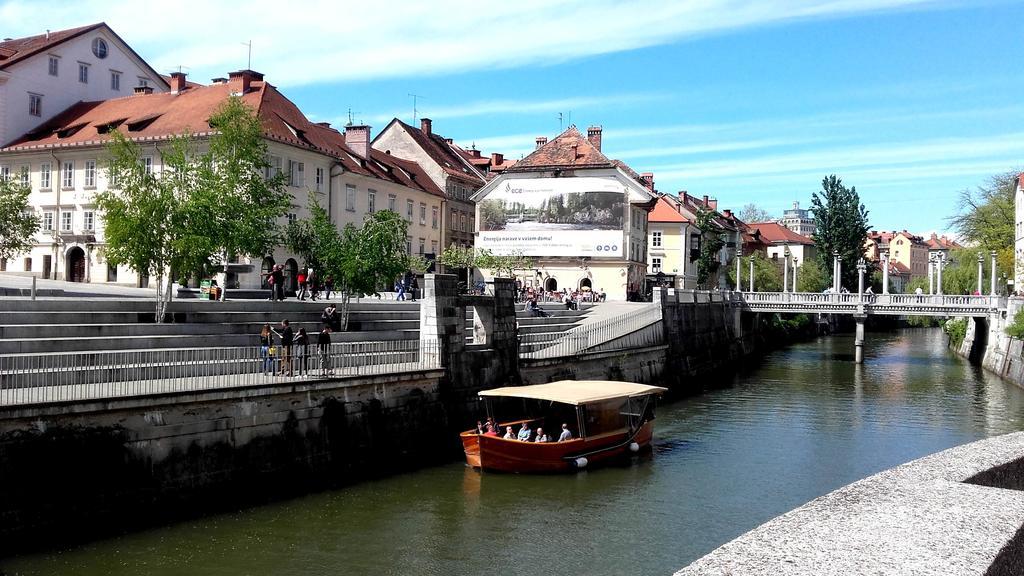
[408,93,425,123]
[558,112,563,131]
[347,108,361,126]
[241,40,252,69]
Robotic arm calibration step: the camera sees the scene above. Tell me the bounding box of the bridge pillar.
[854,314,866,364]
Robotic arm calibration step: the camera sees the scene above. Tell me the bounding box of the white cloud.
[0,0,954,85]
[363,93,663,124]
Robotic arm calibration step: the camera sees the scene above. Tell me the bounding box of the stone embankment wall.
[956,299,1024,386]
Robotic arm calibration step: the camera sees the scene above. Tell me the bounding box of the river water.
[5,329,1024,576]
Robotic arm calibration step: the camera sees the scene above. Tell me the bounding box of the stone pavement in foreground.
[676,432,1024,576]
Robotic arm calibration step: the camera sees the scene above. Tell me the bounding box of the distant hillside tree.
[738,203,774,223]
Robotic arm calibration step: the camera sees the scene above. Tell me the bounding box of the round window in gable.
[92,38,108,59]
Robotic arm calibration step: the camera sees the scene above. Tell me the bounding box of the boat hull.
[461,421,654,473]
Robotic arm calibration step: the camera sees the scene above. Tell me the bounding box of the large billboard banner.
[477,177,626,257]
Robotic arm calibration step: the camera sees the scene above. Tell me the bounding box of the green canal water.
[5,329,1024,575]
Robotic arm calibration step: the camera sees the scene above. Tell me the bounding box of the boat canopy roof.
[479,380,667,406]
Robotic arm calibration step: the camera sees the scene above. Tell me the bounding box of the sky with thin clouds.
[1,0,1019,233]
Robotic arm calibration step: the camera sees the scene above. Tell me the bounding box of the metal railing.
[521,304,663,358]
[0,339,440,406]
[735,291,1006,315]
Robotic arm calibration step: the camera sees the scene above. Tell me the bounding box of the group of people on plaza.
[475,418,574,443]
[394,271,419,301]
[258,303,341,377]
[263,265,335,302]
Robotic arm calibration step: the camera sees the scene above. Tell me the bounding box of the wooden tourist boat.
[461,380,667,473]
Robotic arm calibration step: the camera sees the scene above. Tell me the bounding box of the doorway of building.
[42,255,52,280]
[66,247,85,283]
[544,277,558,292]
[261,257,275,289]
[285,258,299,293]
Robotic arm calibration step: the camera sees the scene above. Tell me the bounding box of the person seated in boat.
[517,422,532,441]
[486,417,498,432]
[558,423,573,442]
[476,420,485,434]
[534,428,549,442]
[503,426,515,439]
[484,424,499,437]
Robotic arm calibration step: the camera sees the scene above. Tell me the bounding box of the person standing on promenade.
[317,326,332,376]
[297,269,308,301]
[271,319,294,376]
[259,323,274,375]
[271,265,285,301]
[295,328,309,376]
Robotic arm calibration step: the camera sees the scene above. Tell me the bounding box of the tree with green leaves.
[797,257,829,292]
[0,177,39,263]
[694,206,725,289]
[738,203,774,224]
[810,175,871,290]
[727,253,782,292]
[98,96,291,320]
[475,249,534,279]
[948,170,1017,280]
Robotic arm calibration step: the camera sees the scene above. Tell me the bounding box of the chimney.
[169,71,187,94]
[723,209,733,218]
[228,69,263,96]
[640,172,654,191]
[587,125,602,151]
[490,152,503,165]
[133,85,154,95]
[420,118,432,135]
[316,122,331,128]
[345,124,371,159]
[470,149,481,158]
[702,194,709,207]
[535,136,548,149]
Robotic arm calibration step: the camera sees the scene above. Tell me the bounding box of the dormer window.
[92,38,108,59]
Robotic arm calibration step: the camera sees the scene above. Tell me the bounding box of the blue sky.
[3,0,1020,234]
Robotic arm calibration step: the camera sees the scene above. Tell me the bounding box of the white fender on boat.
[574,457,588,469]
[629,442,640,453]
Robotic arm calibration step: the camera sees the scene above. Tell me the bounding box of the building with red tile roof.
[750,221,817,267]
[373,118,484,252]
[0,23,169,148]
[470,125,657,300]
[646,195,697,289]
[0,70,446,288]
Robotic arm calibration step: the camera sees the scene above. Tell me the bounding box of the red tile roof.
[924,233,961,250]
[751,221,815,245]
[889,261,911,275]
[0,23,168,89]
[1,74,442,198]
[649,196,688,223]
[510,126,615,172]
[375,119,484,186]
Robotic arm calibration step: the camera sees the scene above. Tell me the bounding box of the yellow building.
[647,195,697,289]
[865,230,928,281]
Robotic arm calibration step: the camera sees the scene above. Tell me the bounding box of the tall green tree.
[948,170,1017,281]
[694,206,725,289]
[810,175,871,290]
[797,258,829,293]
[98,97,290,319]
[727,253,782,292]
[0,177,39,262]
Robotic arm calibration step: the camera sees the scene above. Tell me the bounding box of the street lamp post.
[833,251,841,292]
[977,252,984,295]
[928,256,935,295]
[991,250,998,296]
[783,247,791,293]
[881,250,890,295]
[735,255,741,292]
[936,254,944,296]
[857,259,866,300]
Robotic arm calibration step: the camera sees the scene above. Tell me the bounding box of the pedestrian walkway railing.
[0,339,440,406]
[521,304,663,359]
[735,291,1006,315]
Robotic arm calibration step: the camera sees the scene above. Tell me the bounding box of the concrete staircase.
[464,303,593,353]
[0,299,421,355]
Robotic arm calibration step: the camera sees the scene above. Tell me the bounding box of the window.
[84,160,96,188]
[287,213,297,223]
[406,236,412,255]
[288,160,304,187]
[420,203,427,226]
[315,167,324,193]
[406,199,414,221]
[29,93,42,117]
[40,163,51,189]
[107,264,118,282]
[432,206,438,229]
[451,209,457,230]
[689,233,701,261]
[137,77,149,87]
[0,166,7,181]
[652,257,662,273]
[19,166,29,187]
[142,156,153,175]
[60,211,72,232]
[43,211,54,231]
[24,258,32,272]
[460,212,466,232]
[367,190,376,213]
[62,161,74,189]
[266,156,282,179]
[48,56,58,76]
[78,62,89,84]
[652,231,662,248]
[110,70,121,91]
[83,211,95,231]
[431,240,438,254]
[387,194,396,212]
[92,38,108,59]
[345,184,356,212]
[418,238,425,254]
